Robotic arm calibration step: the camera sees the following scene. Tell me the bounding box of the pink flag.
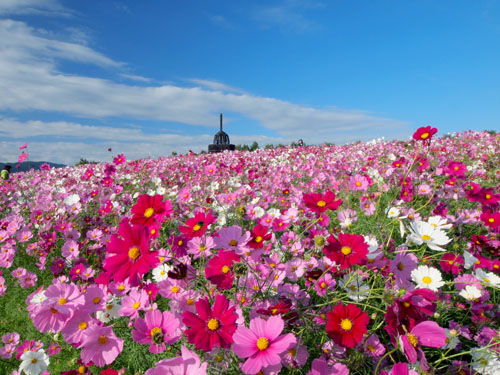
[19,142,28,150]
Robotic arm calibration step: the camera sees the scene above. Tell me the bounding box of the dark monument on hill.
[208,113,235,153]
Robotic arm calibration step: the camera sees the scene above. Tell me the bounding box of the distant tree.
[250,141,259,151]
[265,144,274,149]
[171,151,177,156]
[75,158,97,166]
[485,130,497,135]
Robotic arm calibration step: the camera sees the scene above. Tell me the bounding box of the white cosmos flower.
[339,273,370,301]
[29,291,47,305]
[470,347,500,375]
[407,220,451,251]
[152,263,172,282]
[459,285,482,301]
[63,194,80,206]
[475,269,500,288]
[428,216,453,230]
[252,206,265,218]
[463,250,478,269]
[442,328,460,350]
[387,207,400,218]
[411,265,445,291]
[96,296,121,323]
[19,349,49,375]
[363,235,381,259]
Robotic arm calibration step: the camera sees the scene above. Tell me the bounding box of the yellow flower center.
[255,236,263,243]
[207,318,219,331]
[356,181,362,186]
[98,336,108,345]
[485,194,491,199]
[257,337,269,350]
[78,321,88,330]
[421,234,431,241]
[193,224,201,231]
[397,263,405,271]
[144,208,154,218]
[31,358,38,364]
[93,297,101,304]
[320,282,326,289]
[317,200,326,207]
[128,247,140,260]
[118,284,125,291]
[367,344,376,352]
[58,298,67,305]
[289,348,297,356]
[421,132,429,139]
[340,318,353,331]
[422,276,432,284]
[222,265,230,274]
[171,286,180,293]
[150,327,162,337]
[132,302,141,309]
[407,333,418,347]
[187,298,194,305]
[341,246,352,256]
[488,218,495,223]
[229,239,238,246]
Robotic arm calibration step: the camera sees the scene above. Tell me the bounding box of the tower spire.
[220,113,223,132]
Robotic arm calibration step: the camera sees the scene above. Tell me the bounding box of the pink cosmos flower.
[61,311,95,345]
[214,225,251,254]
[348,174,368,191]
[119,289,149,320]
[18,153,28,163]
[2,332,20,346]
[233,315,296,374]
[132,309,180,353]
[80,325,123,367]
[144,346,207,375]
[0,344,15,359]
[307,358,349,375]
[19,142,28,150]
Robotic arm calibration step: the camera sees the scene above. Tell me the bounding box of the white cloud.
[120,73,152,83]
[0,16,409,164]
[0,0,69,16]
[186,78,248,95]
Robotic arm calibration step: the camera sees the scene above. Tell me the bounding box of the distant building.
[208,113,235,153]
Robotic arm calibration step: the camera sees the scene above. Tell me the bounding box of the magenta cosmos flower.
[80,325,123,367]
[399,320,446,366]
[233,315,297,374]
[132,309,180,353]
[131,194,172,227]
[182,294,238,351]
[103,218,158,286]
[205,250,241,290]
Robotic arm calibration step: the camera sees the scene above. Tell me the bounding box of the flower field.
[1,128,500,375]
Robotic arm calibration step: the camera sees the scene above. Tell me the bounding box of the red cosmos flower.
[103,219,158,286]
[322,233,368,270]
[413,126,438,142]
[476,188,500,206]
[178,211,216,238]
[480,211,500,228]
[326,303,369,348]
[113,154,126,165]
[303,191,342,215]
[247,224,272,249]
[182,294,238,351]
[205,250,241,290]
[131,194,172,227]
[439,253,464,275]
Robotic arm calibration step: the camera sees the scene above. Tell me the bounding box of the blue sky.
[1,0,499,164]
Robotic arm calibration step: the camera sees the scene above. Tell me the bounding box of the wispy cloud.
[186,78,248,95]
[252,0,326,32]
[120,73,152,83]
[0,0,70,16]
[209,15,232,28]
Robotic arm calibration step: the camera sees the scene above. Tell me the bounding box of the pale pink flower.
[233,316,296,374]
[132,309,180,353]
[144,345,207,375]
[80,325,123,367]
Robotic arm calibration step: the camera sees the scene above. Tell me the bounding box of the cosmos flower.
[130,194,172,227]
[80,325,123,367]
[411,265,445,291]
[413,126,438,142]
[323,233,368,270]
[19,349,49,375]
[103,218,158,286]
[144,346,207,375]
[132,309,180,353]
[303,191,342,215]
[326,303,369,348]
[182,294,238,352]
[407,220,451,251]
[205,250,241,290]
[233,315,296,374]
